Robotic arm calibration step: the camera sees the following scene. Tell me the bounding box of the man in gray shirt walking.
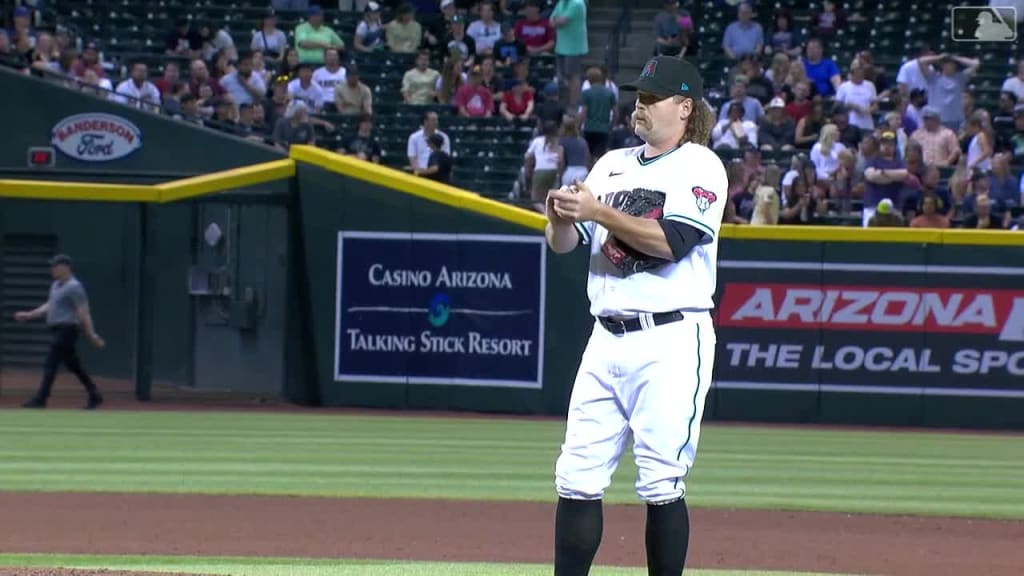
[14,254,106,409]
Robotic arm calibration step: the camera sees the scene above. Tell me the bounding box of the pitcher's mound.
[0,565,207,569]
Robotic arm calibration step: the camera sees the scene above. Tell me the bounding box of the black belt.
[598,311,685,335]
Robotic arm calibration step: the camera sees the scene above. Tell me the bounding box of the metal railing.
[603,0,638,79]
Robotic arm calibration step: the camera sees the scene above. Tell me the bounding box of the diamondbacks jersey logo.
[692,186,717,214]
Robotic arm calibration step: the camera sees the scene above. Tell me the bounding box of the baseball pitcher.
[545,56,727,575]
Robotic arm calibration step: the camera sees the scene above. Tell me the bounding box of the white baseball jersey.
[572,143,728,318]
[312,65,347,103]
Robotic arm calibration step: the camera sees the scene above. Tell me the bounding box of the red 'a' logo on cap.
[642,59,657,77]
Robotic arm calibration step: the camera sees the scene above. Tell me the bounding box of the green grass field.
[0,410,1021,575]
[1,411,1021,518]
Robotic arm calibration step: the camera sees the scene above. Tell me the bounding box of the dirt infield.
[1,493,1023,576]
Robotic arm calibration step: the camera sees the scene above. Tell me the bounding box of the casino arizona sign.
[51,113,143,162]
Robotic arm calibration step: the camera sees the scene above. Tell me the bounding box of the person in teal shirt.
[550,0,588,107]
[580,65,616,160]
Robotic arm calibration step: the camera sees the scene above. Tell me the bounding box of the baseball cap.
[921,106,940,119]
[49,254,73,267]
[767,96,785,109]
[621,56,703,101]
[441,0,455,7]
[308,5,323,16]
[366,1,380,12]
[879,130,896,141]
[877,198,894,214]
[14,6,30,17]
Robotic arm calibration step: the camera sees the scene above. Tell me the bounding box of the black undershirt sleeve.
[657,220,707,262]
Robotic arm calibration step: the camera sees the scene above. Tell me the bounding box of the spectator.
[758,97,796,153]
[1009,105,1024,160]
[722,2,763,61]
[273,100,316,151]
[417,133,453,183]
[767,10,802,58]
[387,3,424,54]
[559,115,590,183]
[910,194,951,228]
[335,64,373,115]
[198,22,237,63]
[8,6,34,51]
[210,97,238,131]
[784,80,813,123]
[79,68,114,99]
[70,41,104,79]
[608,106,644,150]
[717,76,765,123]
[280,48,301,79]
[210,49,235,81]
[549,0,588,107]
[265,77,291,128]
[437,47,467,104]
[446,15,477,67]
[114,62,161,112]
[734,55,773,105]
[579,66,616,159]
[830,104,862,149]
[535,81,564,127]
[0,30,28,70]
[882,112,909,159]
[515,0,555,56]
[407,111,451,173]
[862,130,910,226]
[189,59,226,109]
[506,57,532,91]
[176,93,204,126]
[580,64,619,103]
[802,37,841,98]
[989,153,1018,208]
[911,106,961,167]
[165,18,202,59]
[962,111,994,173]
[779,172,818,224]
[897,45,934,99]
[654,0,685,57]
[252,50,273,86]
[501,78,535,121]
[784,55,813,96]
[220,53,267,106]
[810,123,846,183]
[902,138,925,181]
[918,53,979,131]
[903,164,953,220]
[963,193,1008,229]
[251,9,288,63]
[152,62,181,96]
[467,1,502,55]
[831,148,857,214]
[455,66,494,117]
[493,22,526,67]
[250,102,269,136]
[728,161,756,222]
[295,5,345,65]
[867,198,905,227]
[851,50,890,100]
[1001,60,1024,101]
[765,53,790,94]
[29,32,57,73]
[741,146,767,185]
[479,55,502,99]
[402,50,441,105]
[440,0,458,26]
[813,0,845,38]
[836,62,878,133]
[524,120,564,212]
[905,88,927,133]
[993,91,1019,148]
[712,102,758,150]
[313,48,347,107]
[235,102,263,139]
[794,99,825,149]
[288,63,326,111]
[343,114,383,163]
[354,2,386,53]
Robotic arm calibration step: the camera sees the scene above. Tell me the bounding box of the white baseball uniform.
[554,142,727,504]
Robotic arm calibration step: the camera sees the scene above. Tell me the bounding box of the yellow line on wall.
[288,145,547,232]
[720,224,1024,246]
[155,159,295,203]
[0,179,158,202]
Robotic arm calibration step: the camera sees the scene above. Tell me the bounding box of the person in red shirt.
[70,41,105,78]
[784,80,812,122]
[500,79,535,121]
[455,67,493,117]
[514,0,555,56]
[152,61,181,95]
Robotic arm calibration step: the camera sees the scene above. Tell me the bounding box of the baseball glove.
[601,188,672,276]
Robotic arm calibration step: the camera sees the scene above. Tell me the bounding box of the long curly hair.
[682,97,715,146]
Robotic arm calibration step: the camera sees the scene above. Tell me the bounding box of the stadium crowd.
[1,0,1023,229]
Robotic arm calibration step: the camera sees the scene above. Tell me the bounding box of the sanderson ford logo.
[51,113,143,162]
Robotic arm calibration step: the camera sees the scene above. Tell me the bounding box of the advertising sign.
[714,260,1024,398]
[335,232,546,389]
[51,113,143,162]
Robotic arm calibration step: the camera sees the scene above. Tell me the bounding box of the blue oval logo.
[428,293,450,327]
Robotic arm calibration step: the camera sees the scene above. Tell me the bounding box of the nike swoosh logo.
[609,171,624,177]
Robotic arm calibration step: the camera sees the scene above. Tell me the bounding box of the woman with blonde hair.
[962,110,994,173]
[784,58,811,93]
[766,52,791,93]
[559,114,591,186]
[810,123,846,187]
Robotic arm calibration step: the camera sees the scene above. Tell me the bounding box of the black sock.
[555,497,603,576]
[645,498,690,576]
